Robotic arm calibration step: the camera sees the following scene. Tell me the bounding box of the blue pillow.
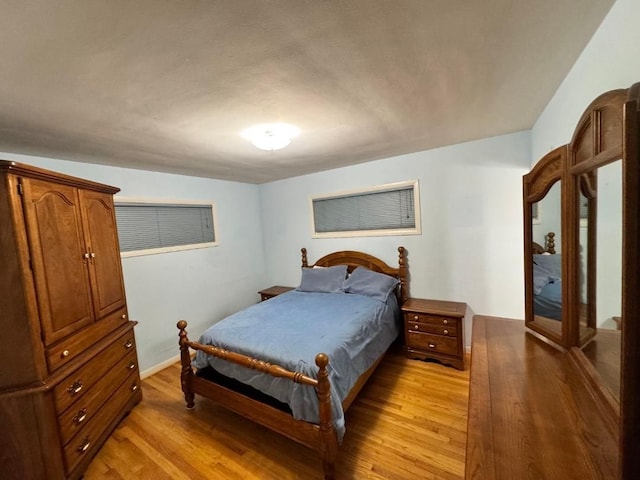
[533,262,560,295]
[342,267,399,302]
[533,254,562,277]
[297,265,347,293]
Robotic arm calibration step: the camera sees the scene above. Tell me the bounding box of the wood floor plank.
[84,350,469,479]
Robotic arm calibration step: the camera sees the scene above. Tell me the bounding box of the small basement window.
[311,180,421,238]
[114,200,217,257]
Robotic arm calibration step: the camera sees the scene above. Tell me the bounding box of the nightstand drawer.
[406,319,457,337]
[406,332,459,356]
[405,312,456,327]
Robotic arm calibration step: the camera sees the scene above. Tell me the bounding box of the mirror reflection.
[582,160,622,403]
[531,181,562,332]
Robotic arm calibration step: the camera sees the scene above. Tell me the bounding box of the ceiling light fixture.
[242,123,300,151]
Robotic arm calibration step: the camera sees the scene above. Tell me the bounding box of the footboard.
[176,320,337,479]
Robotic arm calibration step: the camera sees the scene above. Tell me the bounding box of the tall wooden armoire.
[0,161,142,479]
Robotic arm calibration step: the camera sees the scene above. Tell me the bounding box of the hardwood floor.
[84,349,469,479]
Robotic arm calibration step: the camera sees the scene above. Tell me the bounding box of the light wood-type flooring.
[84,348,470,479]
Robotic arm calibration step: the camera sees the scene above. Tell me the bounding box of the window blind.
[313,185,415,233]
[115,203,215,253]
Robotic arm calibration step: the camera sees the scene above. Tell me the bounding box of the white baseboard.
[140,354,181,379]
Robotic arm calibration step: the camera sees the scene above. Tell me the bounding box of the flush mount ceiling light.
[242,123,300,151]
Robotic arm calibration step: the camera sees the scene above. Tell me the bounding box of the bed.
[177,247,408,479]
[532,232,562,321]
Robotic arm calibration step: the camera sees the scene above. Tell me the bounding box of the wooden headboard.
[533,231,556,254]
[300,247,408,304]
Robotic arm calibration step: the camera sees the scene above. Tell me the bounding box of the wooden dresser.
[401,298,466,370]
[0,161,142,479]
[466,316,618,479]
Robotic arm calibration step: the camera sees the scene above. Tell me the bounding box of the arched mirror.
[524,83,640,478]
[523,146,566,346]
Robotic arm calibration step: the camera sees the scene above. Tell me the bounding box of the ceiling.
[0,1,614,184]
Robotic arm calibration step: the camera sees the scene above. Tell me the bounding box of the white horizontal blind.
[115,203,215,253]
[313,185,415,233]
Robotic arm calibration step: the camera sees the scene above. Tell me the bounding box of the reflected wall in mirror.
[581,160,622,404]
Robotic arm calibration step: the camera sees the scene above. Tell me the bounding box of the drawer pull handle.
[68,380,83,396]
[73,408,88,425]
[61,350,70,358]
[83,252,90,259]
[442,319,448,325]
[77,437,91,453]
[413,324,419,330]
[131,383,139,392]
[128,362,136,370]
[90,252,96,259]
[444,329,449,335]
[413,315,419,321]
[123,340,133,349]
[121,314,127,319]
[428,343,436,349]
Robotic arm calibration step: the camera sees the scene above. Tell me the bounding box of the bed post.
[301,247,308,267]
[315,353,337,480]
[398,246,408,304]
[177,320,195,408]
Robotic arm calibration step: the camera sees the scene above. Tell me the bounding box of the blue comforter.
[193,290,400,441]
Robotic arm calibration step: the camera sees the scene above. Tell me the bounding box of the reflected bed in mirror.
[532,232,562,324]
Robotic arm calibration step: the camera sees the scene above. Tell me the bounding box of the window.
[114,199,217,257]
[311,181,421,238]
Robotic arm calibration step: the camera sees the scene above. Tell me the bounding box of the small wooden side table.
[258,285,295,301]
[401,298,467,370]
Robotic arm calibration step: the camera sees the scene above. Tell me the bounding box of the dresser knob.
[444,329,449,335]
[131,383,139,392]
[413,315,419,321]
[128,362,136,370]
[414,324,419,330]
[73,408,88,425]
[428,343,436,349]
[68,380,83,396]
[121,314,127,319]
[123,340,133,349]
[442,319,448,325]
[77,437,91,453]
[61,350,70,358]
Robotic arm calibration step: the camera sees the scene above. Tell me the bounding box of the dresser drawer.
[57,349,138,445]
[46,308,130,372]
[406,319,457,337]
[54,329,137,414]
[406,331,459,356]
[405,312,457,327]
[62,370,140,474]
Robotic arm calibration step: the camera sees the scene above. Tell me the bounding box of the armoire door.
[20,177,94,345]
[78,189,127,319]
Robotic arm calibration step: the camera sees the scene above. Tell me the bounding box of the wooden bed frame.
[177,247,408,479]
[533,231,556,254]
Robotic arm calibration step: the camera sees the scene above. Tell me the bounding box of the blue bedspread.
[193,290,400,441]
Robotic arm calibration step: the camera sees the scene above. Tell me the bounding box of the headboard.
[300,247,408,304]
[533,231,556,254]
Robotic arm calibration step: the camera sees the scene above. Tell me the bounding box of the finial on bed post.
[398,246,408,304]
[315,353,337,480]
[301,247,308,267]
[546,232,556,254]
[177,320,195,408]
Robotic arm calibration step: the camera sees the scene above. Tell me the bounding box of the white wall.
[532,0,640,160]
[0,152,265,373]
[259,131,531,345]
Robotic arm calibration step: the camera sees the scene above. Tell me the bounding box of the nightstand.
[258,285,295,301]
[401,298,467,370]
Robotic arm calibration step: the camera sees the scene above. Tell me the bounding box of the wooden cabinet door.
[79,189,127,319]
[20,178,94,345]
